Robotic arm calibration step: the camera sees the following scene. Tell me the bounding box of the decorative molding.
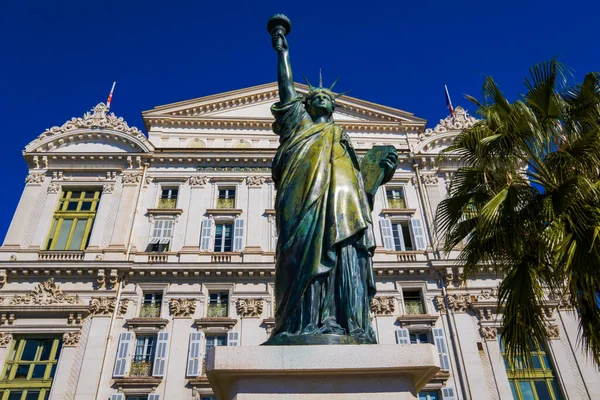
[39,103,146,141]
[62,331,82,347]
[96,270,106,288]
[477,288,499,301]
[25,173,46,185]
[480,326,497,341]
[412,174,439,186]
[118,299,129,316]
[188,175,210,187]
[246,175,267,187]
[10,279,81,305]
[236,298,264,318]
[434,296,446,313]
[89,297,116,316]
[370,296,396,315]
[169,298,197,318]
[0,270,6,288]
[446,294,472,313]
[109,269,119,289]
[549,292,575,311]
[0,333,12,347]
[546,324,560,340]
[121,173,142,185]
[64,319,91,400]
[102,183,115,194]
[423,106,479,136]
[47,182,61,194]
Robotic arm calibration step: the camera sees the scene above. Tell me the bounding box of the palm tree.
[436,60,600,366]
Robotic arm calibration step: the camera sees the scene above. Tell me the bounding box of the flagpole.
[445,84,454,118]
[106,81,116,110]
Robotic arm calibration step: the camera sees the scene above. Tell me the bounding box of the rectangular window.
[392,221,414,251]
[158,188,178,209]
[0,337,62,399]
[205,335,227,351]
[500,335,563,400]
[403,290,425,315]
[45,190,101,251]
[214,224,233,252]
[148,220,174,252]
[410,332,430,344]
[386,188,406,209]
[140,293,162,318]
[216,188,236,209]
[130,336,156,377]
[207,292,228,317]
[418,392,439,400]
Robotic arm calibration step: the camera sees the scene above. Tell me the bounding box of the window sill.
[126,318,169,333]
[113,376,162,394]
[396,314,439,327]
[195,317,237,332]
[380,208,417,216]
[206,208,243,216]
[146,208,183,216]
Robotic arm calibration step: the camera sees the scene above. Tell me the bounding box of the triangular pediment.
[142,82,426,126]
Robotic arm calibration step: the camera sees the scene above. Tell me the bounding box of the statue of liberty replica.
[266,14,398,345]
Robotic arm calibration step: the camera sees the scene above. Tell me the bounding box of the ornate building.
[0,83,597,400]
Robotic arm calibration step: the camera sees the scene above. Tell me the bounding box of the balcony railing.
[387,198,407,209]
[130,360,153,377]
[216,198,235,209]
[140,304,161,318]
[404,300,425,315]
[207,304,228,318]
[157,198,177,209]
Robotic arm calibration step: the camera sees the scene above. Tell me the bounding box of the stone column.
[108,173,142,255]
[74,316,111,399]
[29,183,61,249]
[3,174,48,249]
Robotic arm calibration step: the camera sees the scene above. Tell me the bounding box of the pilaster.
[3,176,48,249]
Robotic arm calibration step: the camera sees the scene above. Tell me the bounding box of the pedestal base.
[206,344,440,400]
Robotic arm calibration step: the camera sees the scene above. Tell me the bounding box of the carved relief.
[102,183,115,194]
[446,294,472,313]
[169,298,196,318]
[542,306,556,320]
[47,183,61,194]
[108,269,119,289]
[62,331,82,347]
[246,176,267,187]
[480,327,497,340]
[412,174,439,185]
[549,292,575,311]
[118,299,129,316]
[0,314,15,326]
[475,308,494,321]
[67,313,84,326]
[370,296,396,315]
[236,298,264,318]
[0,269,6,288]
[25,173,46,185]
[0,333,12,347]
[96,270,106,288]
[38,103,146,140]
[188,175,210,187]
[477,288,499,301]
[546,324,560,340]
[10,279,81,305]
[422,106,479,136]
[121,173,142,185]
[434,295,446,312]
[89,297,116,316]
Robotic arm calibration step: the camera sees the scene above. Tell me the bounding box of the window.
[148,220,174,252]
[208,292,228,317]
[158,188,178,209]
[379,218,426,251]
[386,188,406,209]
[0,337,62,400]
[110,393,161,400]
[214,223,233,252]
[500,336,563,400]
[403,290,425,315]
[45,189,101,251]
[410,332,430,344]
[418,392,439,400]
[216,188,236,209]
[130,336,156,377]
[140,293,162,318]
[201,397,217,400]
[205,335,227,350]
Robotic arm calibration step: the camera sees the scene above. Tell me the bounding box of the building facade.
[0,83,598,400]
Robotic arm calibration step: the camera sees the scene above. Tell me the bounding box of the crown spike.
[329,76,340,91]
[335,90,350,99]
[319,69,323,88]
[302,75,315,91]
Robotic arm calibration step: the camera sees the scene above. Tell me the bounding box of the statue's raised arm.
[267,15,296,104]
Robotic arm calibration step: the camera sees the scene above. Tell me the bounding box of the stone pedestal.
[206,344,440,400]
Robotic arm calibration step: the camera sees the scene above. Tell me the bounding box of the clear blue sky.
[1,0,598,239]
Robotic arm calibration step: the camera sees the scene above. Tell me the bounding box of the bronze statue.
[265,14,398,345]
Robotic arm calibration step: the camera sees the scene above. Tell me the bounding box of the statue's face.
[307,92,334,120]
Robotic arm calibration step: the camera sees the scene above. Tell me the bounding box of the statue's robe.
[270,96,376,343]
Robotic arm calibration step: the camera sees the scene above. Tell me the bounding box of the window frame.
[386,186,407,209]
[140,293,162,318]
[216,187,236,209]
[214,223,234,253]
[158,187,179,209]
[207,292,229,317]
[402,289,426,315]
[45,189,101,251]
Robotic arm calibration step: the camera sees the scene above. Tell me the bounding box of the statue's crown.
[303,70,349,104]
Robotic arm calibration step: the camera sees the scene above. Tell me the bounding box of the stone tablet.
[361,145,397,196]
